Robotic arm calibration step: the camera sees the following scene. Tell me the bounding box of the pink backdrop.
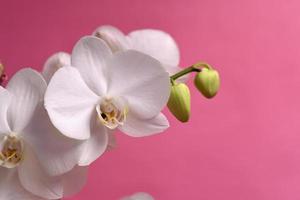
[1,0,300,199]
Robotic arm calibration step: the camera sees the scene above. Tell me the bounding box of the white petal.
[93,25,129,52]
[106,50,170,118]
[23,105,82,176]
[119,112,169,137]
[18,144,63,199]
[121,192,154,200]
[71,36,112,96]
[6,68,46,132]
[0,168,44,200]
[42,52,71,83]
[62,166,88,197]
[45,66,99,140]
[0,86,11,135]
[128,29,180,66]
[78,115,108,166]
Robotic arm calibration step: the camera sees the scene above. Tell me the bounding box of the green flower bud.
[194,68,220,98]
[167,83,191,122]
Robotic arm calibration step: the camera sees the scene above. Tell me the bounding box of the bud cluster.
[167,63,220,122]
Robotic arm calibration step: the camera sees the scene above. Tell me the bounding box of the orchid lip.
[96,97,128,129]
[0,134,24,169]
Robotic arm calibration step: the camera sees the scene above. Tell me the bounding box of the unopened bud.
[0,63,4,77]
[194,68,220,98]
[167,82,191,122]
[42,52,70,83]
[0,62,7,85]
[93,25,129,53]
[121,192,154,200]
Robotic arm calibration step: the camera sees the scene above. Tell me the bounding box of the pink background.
[1,0,300,199]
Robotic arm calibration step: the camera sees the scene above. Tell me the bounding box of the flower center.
[0,134,24,168]
[96,98,127,129]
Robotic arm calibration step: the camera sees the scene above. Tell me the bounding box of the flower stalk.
[170,62,212,81]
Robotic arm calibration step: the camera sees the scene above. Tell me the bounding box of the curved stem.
[170,66,200,80]
[193,62,212,70]
[170,62,212,81]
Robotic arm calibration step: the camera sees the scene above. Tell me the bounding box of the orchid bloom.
[44,36,170,163]
[93,25,187,82]
[120,192,154,200]
[42,51,116,150]
[0,68,87,199]
[0,164,87,200]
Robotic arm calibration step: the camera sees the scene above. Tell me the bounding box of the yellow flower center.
[96,98,127,129]
[0,134,24,168]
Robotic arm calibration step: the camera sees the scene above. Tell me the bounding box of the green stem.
[170,62,212,81]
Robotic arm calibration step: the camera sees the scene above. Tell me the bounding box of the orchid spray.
[0,26,220,200]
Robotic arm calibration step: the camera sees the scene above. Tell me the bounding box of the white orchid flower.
[0,68,87,199]
[120,192,154,200]
[42,52,116,150]
[93,25,187,82]
[45,36,170,163]
[0,165,87,200]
